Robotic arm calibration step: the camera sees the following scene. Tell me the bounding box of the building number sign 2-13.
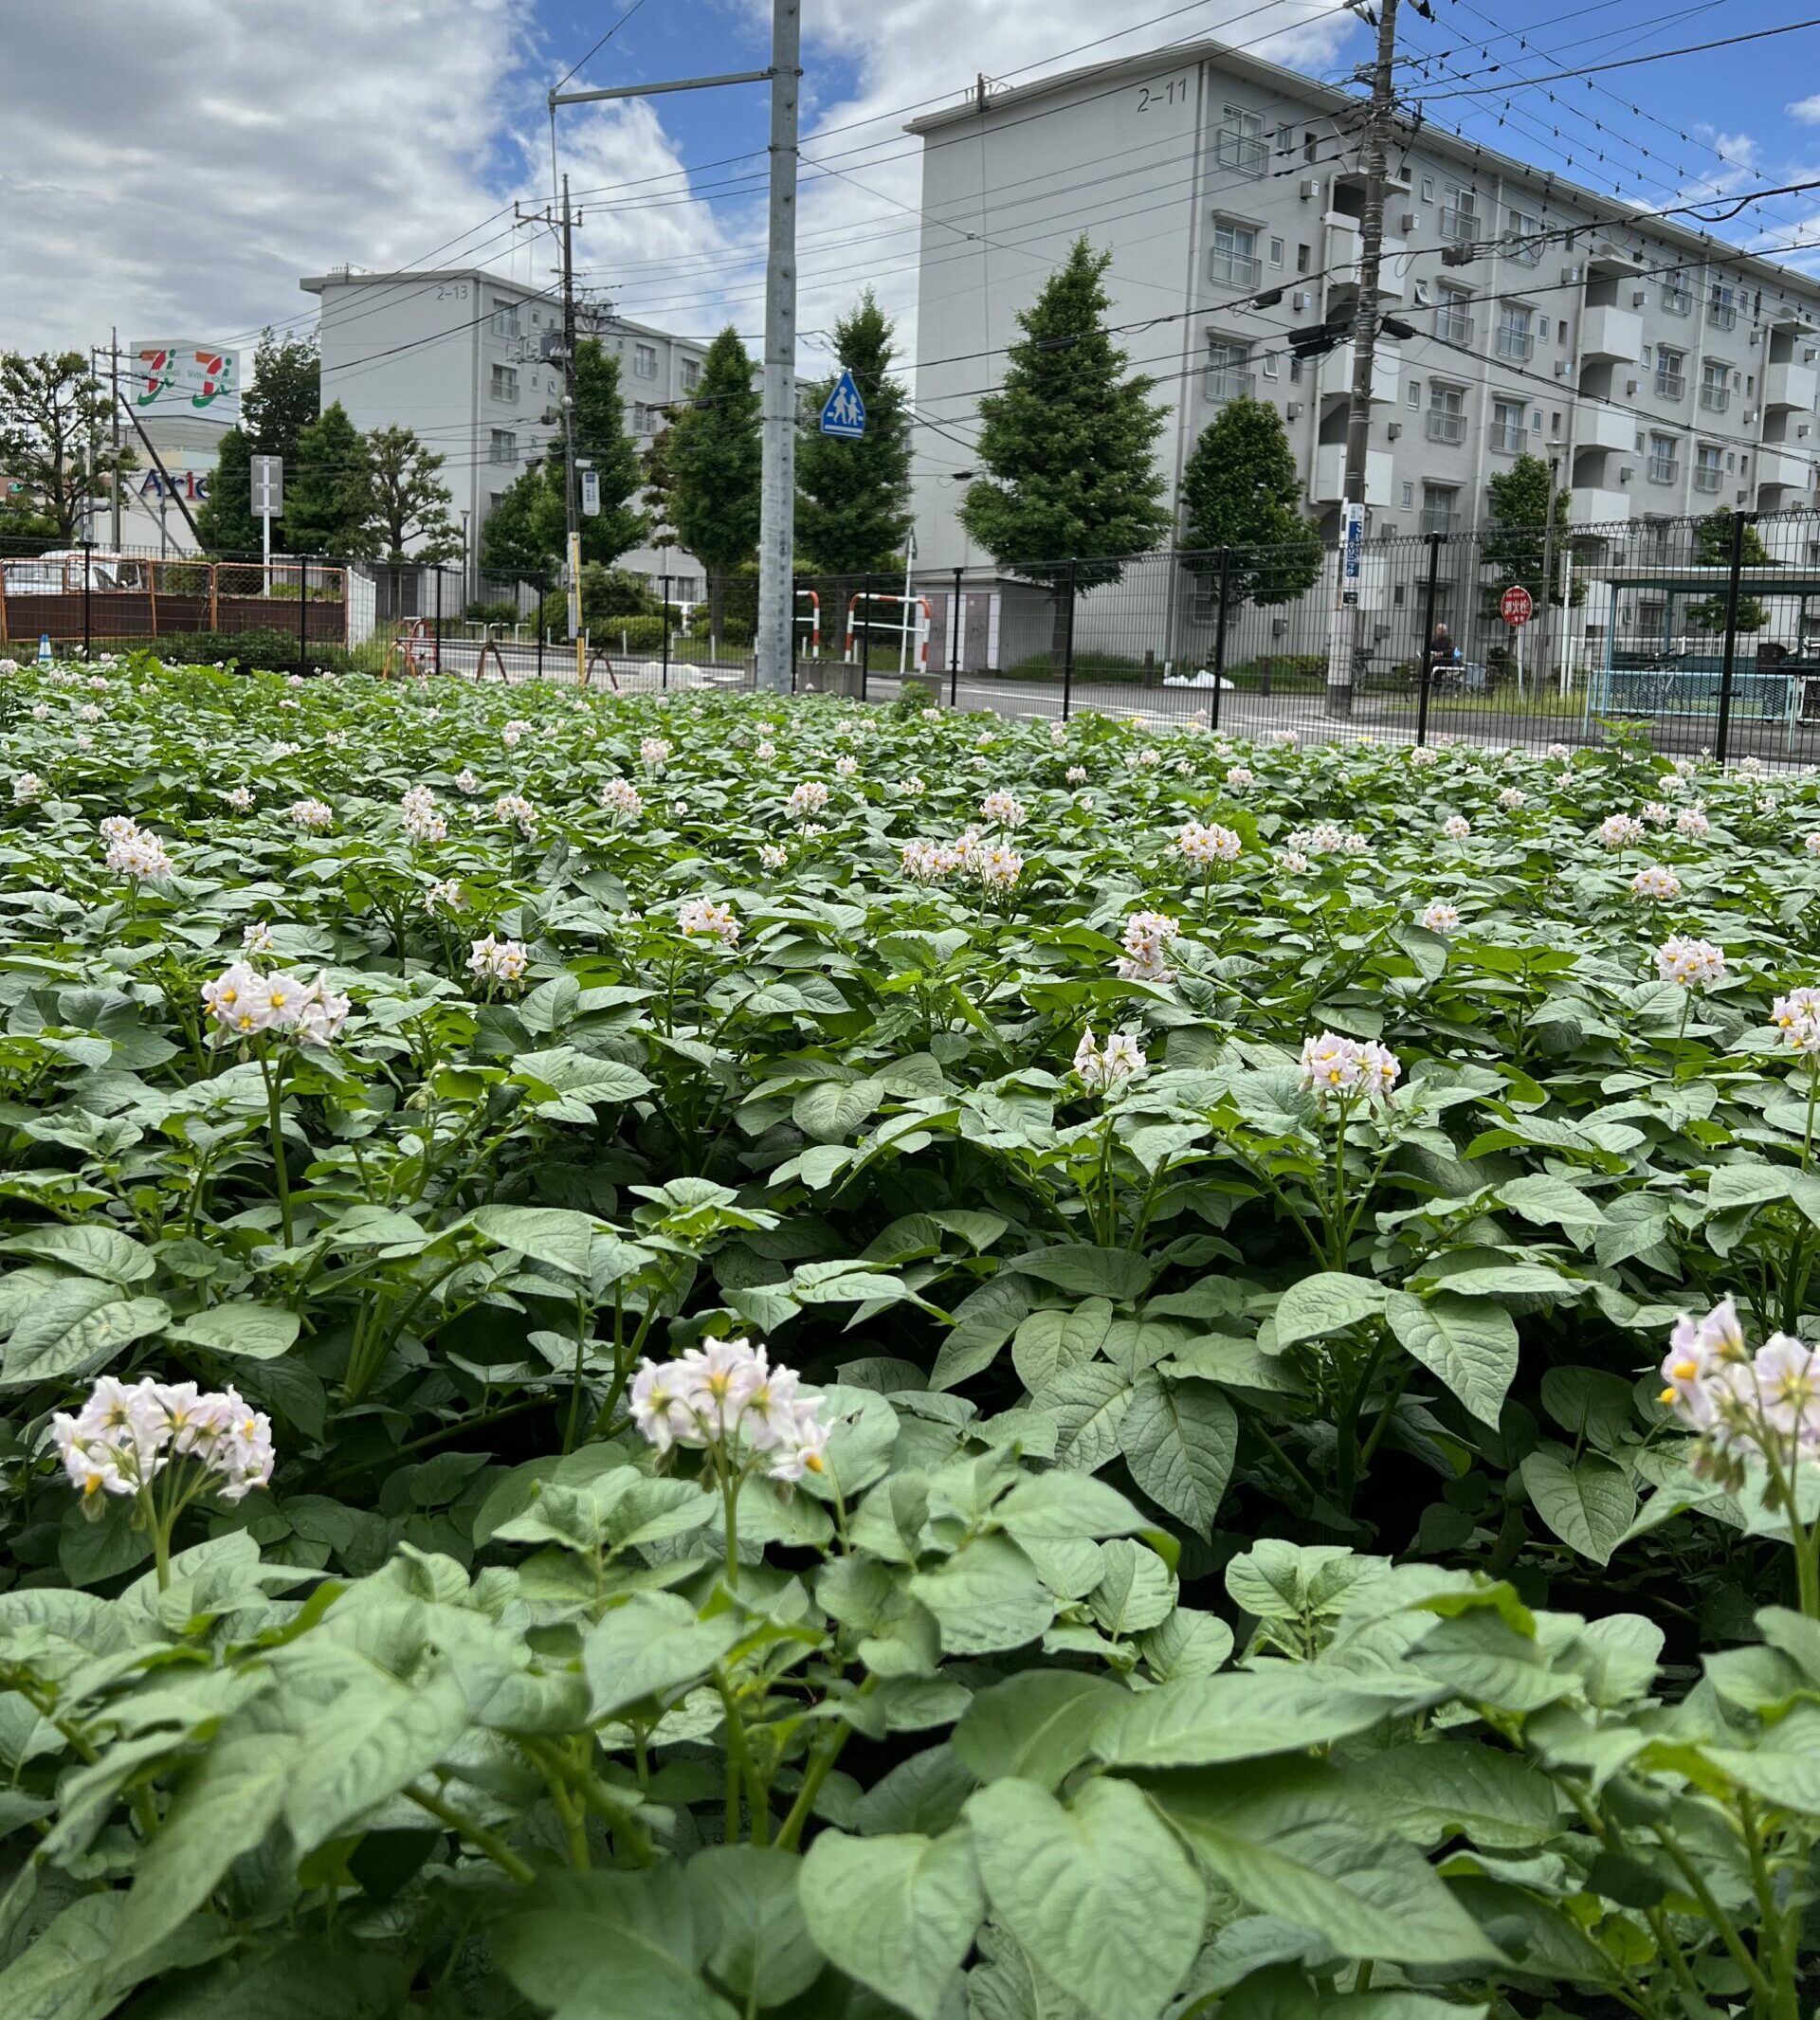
[1136,77,1189,113]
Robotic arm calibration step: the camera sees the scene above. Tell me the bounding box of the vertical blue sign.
[820,367,866,439]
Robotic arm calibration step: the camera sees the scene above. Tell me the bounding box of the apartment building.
[907,42,1820,577]
[300,267,709,596]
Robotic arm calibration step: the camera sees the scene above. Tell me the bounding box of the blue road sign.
[820,367,866,439]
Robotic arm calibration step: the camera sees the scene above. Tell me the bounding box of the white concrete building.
[906,40,1820,572]
[300,267,709,597]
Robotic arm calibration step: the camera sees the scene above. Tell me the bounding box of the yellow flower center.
[1672,1358,1700,1381]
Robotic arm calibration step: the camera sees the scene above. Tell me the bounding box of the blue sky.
[6,0,1818,361]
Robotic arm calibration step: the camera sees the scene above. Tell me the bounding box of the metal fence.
[793,507,1820,764]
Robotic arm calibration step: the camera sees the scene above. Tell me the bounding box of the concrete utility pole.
[549,8,800,693]
[109,327,122,550]
[755,0,802,695]
[515,178,586,682]
[1329,0,1401,719]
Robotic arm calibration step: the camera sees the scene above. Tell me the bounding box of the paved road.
[417,639,1820,768]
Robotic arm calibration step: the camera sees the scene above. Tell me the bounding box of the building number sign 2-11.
[1136,77,1189,112]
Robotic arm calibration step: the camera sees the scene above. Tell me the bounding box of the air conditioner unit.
[1554,360,1568,377]
[1286,402,1302,419]
[1560,265,1582,284]
[1746,408,1758,423]
[1802,424,1812,438]
[1750,329,1761,345]
[1620,466,1634,482]
[1400,211,1417,233]
[1626,378,1638,395]
[1807,349,1818,364]
[1388,422,1402,439]
[1299,177,1320,200]
[1632,289,1646,307]
[1292,291,1310,311]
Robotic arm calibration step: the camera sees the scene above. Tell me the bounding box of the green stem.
[407,1784,535,1884]
[1651,1820,1777,2011]
[774,1679,876,1852]
[261,1054,295,1249]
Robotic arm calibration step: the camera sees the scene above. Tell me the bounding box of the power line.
[552,0,654,97]
[1418,13,1820,100]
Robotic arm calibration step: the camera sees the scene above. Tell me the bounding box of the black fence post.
[950,564,963,707]
[82,543,92,662]
[298,555,309,673]
[1715,508,1751,766]
[432,566,443,678]
[860,577,871,702]
[1060,557,1078,722]
[1416,533,1443,748]
[661,573,671,692]
[536,574,545,682]
[1209,549,1232,735]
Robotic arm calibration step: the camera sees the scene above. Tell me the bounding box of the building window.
[1662,272,1692,317]
[1209,216,1262,288]
[1288,357,1301,382]
[1434,284,1473,348]
[1268,235,1284,267]
[1401,480,1415,508]
[1440,185,1478,244]
[490,296,520,338]
[489,428,517,466]
[1262,352,1280,379]
[1490,397,1526,454]
[1296,243,1311,274]
[1303,129,1319,165]
[1214,104,1266,175]
[1206,336,1253,403]
[1695,444,1724,492]
[1505,209,1541,265]
[1709,282,1738,331]
[632,402,662,432]
[681,358,701,392]
[1420,175,1435,204]
[1421,482,1459,535]
[1406,378,1421,409]
[490,363,519,404]
[1427,382,1466,444]
[634,343,659,378]
[1655,346,1686,401]
[1700,359,1731,412]
[1647,433,1680,484]
[1496,303,1534,362]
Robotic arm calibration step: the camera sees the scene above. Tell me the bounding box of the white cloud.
[1790,95,1820,125]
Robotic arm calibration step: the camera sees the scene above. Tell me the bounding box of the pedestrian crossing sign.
[819,368,866,439]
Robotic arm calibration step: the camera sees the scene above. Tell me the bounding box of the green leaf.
[283,1667,471,1851]
[170,1301,301,1360]
[1274,1273,1387,1349]
[1538,1366,1636,1451]
[1497,1174,1605,1235]
[792,1078,884,1143]
[967,1777,1206,2020]
[1039,1362,1135,1473]
[797,1827,982,2020]
[932,1274,1034,1391]
[1343,1742,1562,1850]
[1520,1447,1636,1566]
[1088,1540,1176,1635]
[0,1890,128,2020]
[955,1671,1129,1792]
[909,1535,1055,1655]
[1117,1372,1237,1537]
[0,1224,155,1284]
[118,1734,289,1963]
[1093,1666,1436,1769]
[690,1846,823,2009]
[1384,1292,1518,1430]
[1010,1246,1154,1303]
[473,1203,600,1277]
[583,1592,744,1718]
[1011,1299,1113,1392]
[1,1292,169,1389]
[498,1867,733,2020]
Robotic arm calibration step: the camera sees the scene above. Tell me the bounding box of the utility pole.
[108,328,122,550]
[547,6,800,694]
[755,0,802,694]
[516,177,585,683]
[1329,0,1401,719]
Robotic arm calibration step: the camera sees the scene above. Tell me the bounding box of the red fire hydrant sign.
[1501,585,1535,628]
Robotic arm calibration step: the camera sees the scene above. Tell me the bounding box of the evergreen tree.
[665,326,761,640]
[478,463,555,583]
[0,352,133,543]
[1689,507,1773,633]
[362,426,463,567]
[795,290,913,575]
[283,402,373,558]
[195,331,319,555]
[960,238,1171,655]
[1482,453,1574,610]
[1178,396,1321,613]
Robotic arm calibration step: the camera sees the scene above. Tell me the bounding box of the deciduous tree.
[0,352,132,543]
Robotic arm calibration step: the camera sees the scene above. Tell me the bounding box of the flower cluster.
[1631,864,1683,901]
[901,840,960,881]
[1656,936,1726,990]
[599,777,643,820]
[242,920,277,955]
[491,792,537,839]
[630,1337,831,1483]
[201,963,352,1045]
[1226,765,1254,790]
[1498,786,1527,810]
[1771,987,1820,1053]
[1442,814,1471,842]
[1177,820,1241,865]
[51,1374,275,1512]
[1300,1030,1401,1104]
[286,797,332,832]
[1118,910,1179,983]
[400,785,446,844]
[639,737,672,769]
[467,935,528,986]
[100,815,175,883]
[425,879,465,914]
[835,755,859,779]
[1643,801,1673,827]
[454,768,480,795]
[980,790,1027,828]
[973,842,1024,888]
[1677,806,1711,838]
[1073,1025,1147,1094]
[1597,812,1645,849]
[1287,823,1368,857]
[787,780,830,820]
[224,785,254,812]
[678,898,740,944]
[1659,1299,1817,1484]
[1419,900,1460,936]
[1409,747,1441,771]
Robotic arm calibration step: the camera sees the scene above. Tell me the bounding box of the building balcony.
[1311,444,1393,507]
[1693,465,1724,493]
[1765,358,1819,412]
[1576,401,1633,453]
[1318,341,1399,406]
[1579,304,1642,363]
[1208,247,1263,290]
[1570,485,1632,527]
[1698,383,1730,413]
[1324,219,1407,299]
[1756,444,1812,492]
